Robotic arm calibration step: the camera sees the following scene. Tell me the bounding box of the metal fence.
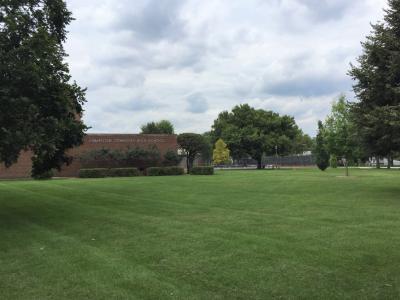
[263,155,316,167]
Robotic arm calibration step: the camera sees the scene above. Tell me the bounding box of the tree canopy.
[141,120,175,134]
[211,104,304,169]
[323,95,364,175]
[349,0,400,161]
[177,133,207,171]
[200,131,213,165]
[0,0,87,178]
[213,139,230,165]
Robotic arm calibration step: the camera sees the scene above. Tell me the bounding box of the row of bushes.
[79,168,141,178]
[79,166,214,178]
[147,167,185,176]
[79,147,181,169]
[190,166,214,175]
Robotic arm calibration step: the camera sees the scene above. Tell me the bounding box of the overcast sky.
[65,0,387,136]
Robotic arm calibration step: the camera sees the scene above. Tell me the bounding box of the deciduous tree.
[324,95,362,176]
[177,133,207,171]
[211,104,302,169]
[213,139,230,165]
[0,0,87,178]
[141,120,174,134]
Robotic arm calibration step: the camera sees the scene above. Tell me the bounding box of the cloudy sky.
[65,0,387,136]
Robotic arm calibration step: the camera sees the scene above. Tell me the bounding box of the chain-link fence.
[263,155,316,167]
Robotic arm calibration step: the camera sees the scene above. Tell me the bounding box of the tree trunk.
[344,158,349,177]
[376,157,380,169]
[257,160,262,170]
[186,155,190,173]
[387,154,391,169]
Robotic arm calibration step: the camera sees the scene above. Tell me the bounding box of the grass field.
[0,169,399,299]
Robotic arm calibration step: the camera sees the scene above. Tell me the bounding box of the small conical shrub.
[315,121,330,171]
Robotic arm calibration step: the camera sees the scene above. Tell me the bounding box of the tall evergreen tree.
[314,121,329,171]
[349,0,400,165]
[0,0,87,178]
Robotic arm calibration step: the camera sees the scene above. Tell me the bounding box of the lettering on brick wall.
[89,138,167,144]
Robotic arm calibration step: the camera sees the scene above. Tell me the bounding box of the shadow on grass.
[0,199,79,232]
[216,168,299,172]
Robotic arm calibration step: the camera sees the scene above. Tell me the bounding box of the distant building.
[0,134,177,179]
[367,157,400,167]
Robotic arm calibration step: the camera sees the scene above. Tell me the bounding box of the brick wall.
[0,134,178,179]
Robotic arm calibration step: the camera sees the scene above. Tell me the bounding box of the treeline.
[316,0,400,174]
[142,105,313,170]
[208,104,313,169]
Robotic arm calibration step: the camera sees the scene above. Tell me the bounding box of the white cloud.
[65,0,388,136]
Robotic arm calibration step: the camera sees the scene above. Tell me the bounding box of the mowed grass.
[0,169,400,299]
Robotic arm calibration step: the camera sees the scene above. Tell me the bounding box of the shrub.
[107,168,140,177]
[163,150,182,166]
[330,155,338,168]
[164,167,185,176]
[125,146,161,169]
[33,170,54,180]
[147,167,162,176]
[79,168,109,178]
[314,121,329,171]
[79,168,140,178]
[80,146,161,169]
[190,166,214,175]
[147,167,185,176]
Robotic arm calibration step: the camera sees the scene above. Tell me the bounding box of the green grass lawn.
[1,169,400,299]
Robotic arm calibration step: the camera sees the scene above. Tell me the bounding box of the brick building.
[0,134,178,179]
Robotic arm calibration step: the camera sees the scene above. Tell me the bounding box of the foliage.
[32,170,54,180]
[190,166,214,175]
[330,155,338,169]
[107,168,140,177]
[200,132,214,164]
[292,133,315,154]
[79,168,109,178]
[80,146,161,169]
[324,95,363,175]
[80,148,122,164]
[125,146,161,169]
[211,104,304,169]
[314,121,329,171]
[146,167,185,176]
[0,0,88,177]
[177,133,208,171]
[162,150,182,167]
[141,120,174,134]
[349,0,400,161]
[213,139,230,165]
[79,168,140,178]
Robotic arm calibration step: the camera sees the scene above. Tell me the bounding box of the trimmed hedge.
[79,168,139,178]
[108,168,140,177]
[147,167,185,176]
[190,166,214,175]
